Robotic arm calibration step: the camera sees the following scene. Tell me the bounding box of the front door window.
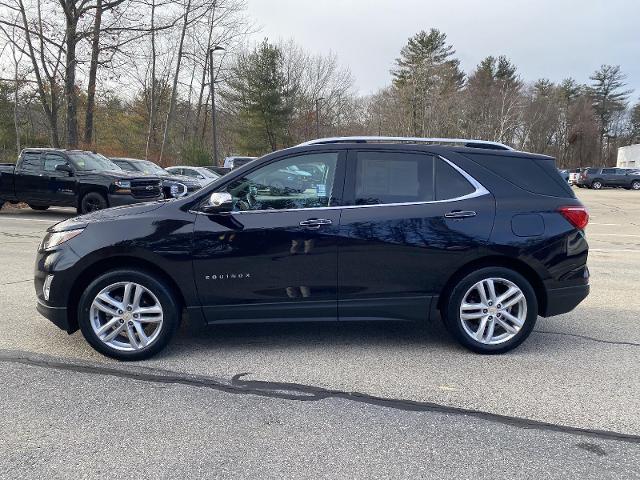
[222,152,338,211]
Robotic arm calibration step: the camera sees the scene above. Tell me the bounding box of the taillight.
[558,206,589,230]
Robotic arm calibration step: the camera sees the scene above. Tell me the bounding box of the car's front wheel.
[442,267,538,354]
[78,269,180,360]
[79,191,108,214]
[591,180,603,190]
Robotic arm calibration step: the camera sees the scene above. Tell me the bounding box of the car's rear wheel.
[78,269,180,360]
[591,180,603,190]
[79,191,108,214]
[631,180,640,190]
[28,204,49,211]
[442,267,538,354]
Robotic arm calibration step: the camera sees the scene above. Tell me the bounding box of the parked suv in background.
[0,148,162,213]
[35,137,589,360]
[577,167,640,190]
[111,157,203,198]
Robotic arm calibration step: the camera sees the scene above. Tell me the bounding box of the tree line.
[0,3,638,168]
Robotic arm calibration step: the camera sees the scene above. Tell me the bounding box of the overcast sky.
[246,0,640,102]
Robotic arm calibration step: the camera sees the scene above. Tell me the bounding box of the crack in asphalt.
[0,232,42,239]
[0,349,638,445]
[534,329,640,347]
[0,279,32,286]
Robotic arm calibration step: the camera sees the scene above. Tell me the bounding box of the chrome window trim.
[192,155,489,215]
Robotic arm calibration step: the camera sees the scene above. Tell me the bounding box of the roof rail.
[296,136,514,151]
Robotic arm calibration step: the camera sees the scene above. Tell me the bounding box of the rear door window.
[354,151,434,205]
[349,151,476,206]
[19,152,43,172]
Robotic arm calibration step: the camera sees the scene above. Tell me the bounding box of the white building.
[617,144,640,169]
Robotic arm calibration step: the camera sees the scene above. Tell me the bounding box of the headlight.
[114,180,131,188]
[42,228,85,250]
[169,183,187,198]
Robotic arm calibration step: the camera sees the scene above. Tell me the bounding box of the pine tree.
[589,65,632,161]
[223,40,296,154]
[391,29,464,136]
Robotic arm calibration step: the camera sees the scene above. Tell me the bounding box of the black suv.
[576,167,640,190]
[111,157,204,198]
[0,149,162,213]
[35,137,590,360]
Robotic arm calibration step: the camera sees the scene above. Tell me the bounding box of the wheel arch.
[437,255,547,316]
[78,187,110,210]
[66,256,187,332]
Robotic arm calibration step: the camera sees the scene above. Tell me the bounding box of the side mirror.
[202,192,233,214]
[55,163,74,176]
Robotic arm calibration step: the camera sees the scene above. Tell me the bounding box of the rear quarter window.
[18,152,43,172]
[463,152,575,198]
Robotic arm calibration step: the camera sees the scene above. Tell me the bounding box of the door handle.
[444,210,477,219]
[299,218,332,229]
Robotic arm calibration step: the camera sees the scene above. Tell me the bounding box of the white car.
[165,166,220,185]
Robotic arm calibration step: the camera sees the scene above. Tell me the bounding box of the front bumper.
[36,299,71,332]
[541,284,590,317]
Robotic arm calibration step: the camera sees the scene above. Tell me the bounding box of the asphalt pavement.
[0,189,639,478]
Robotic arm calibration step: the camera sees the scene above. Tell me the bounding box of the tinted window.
[464,152,575,198]
[181,168,200,178]
[586,168,599,174]
[114,160,137,172]
[43,154,67,172]
[355,151,434,205]
[224,152,338,211]
[435,160,475,200]
[68,152,120,171]
[19,152,42,172]
[602,168,616,174]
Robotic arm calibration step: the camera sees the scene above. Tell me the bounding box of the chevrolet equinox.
[35,137,590,360]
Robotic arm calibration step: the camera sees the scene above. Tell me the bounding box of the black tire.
[631,180,640,191]
[591,180,603,190]
[79,191,108,214]
[442,267,538,354]
[78,269,180,361]
[28,204,49,211]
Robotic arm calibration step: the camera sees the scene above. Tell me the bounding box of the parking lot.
[1,188,639,478]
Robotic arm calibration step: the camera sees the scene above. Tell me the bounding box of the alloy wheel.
[89,281,164,351]
[85,198,102,212]
[459,277,527,345]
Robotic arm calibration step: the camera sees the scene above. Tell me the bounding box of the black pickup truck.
[0,148,163,214]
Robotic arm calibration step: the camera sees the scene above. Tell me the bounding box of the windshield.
[69,152,121,171]
[200,168,220,179]
[137,160,167,175]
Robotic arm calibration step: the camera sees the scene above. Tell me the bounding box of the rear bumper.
[36,300,72,333]
[541,284,590,317]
